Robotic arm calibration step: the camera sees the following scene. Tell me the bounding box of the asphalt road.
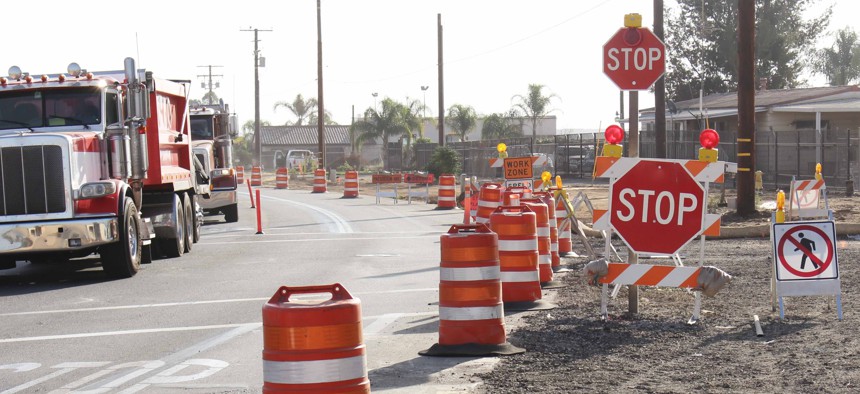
[0,187,502,393]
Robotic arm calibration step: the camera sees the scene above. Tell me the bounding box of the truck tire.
[102,197,142,278]
[182,193,193,253]
[160,194,185,258]
[192,195,202,243]
[224,203,239,223]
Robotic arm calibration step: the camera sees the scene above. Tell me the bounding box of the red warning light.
[699,129,720,149]
[623,27,642,46]
[605,125,625,145]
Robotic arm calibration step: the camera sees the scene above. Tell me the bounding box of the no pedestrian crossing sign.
[772,221,838,281]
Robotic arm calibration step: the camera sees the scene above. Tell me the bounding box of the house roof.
[260,125,353,145]
[638,86,860,121]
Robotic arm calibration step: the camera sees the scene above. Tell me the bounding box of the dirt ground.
[263,174,860,393]
[475,183,860,394]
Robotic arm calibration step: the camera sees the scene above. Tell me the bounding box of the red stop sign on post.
[610,160,705,255]
[603,27,666,90]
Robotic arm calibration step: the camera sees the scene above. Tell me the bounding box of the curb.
[576,220,860,240]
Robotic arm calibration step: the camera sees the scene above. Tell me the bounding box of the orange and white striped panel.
[593,157,728,183]
[793,179,826,192]
[489,155,547,168]
[599,263,700,288]
[702,213,721,237]
[592,209,610,231]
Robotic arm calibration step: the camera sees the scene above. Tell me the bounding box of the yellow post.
[755,171,763,191]
[775,190,785,224]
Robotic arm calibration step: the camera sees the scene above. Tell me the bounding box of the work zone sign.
[503,157,534,180]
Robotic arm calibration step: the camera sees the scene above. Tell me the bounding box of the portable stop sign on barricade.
[590,152,734,323]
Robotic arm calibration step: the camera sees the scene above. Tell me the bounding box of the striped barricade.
[788,178,828,220]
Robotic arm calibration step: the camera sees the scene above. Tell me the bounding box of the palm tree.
[273,94,318,126]
[815,27,860,86]
[511,84,559,140]
[352,98,410,169]
[445,104,477,143]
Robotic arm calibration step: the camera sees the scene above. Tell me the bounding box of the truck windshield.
[0,87,101,130]
[190,116,214,140]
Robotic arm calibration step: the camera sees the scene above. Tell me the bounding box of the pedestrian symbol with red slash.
[771,220,842,320]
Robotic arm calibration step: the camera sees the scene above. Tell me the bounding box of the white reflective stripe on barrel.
[344,187,358,191]
[539,255,551,264]
[551,243,558,252]
[439,186,455,190]
[438,196,456,201]
[498,239,538,252]
[561,230,572,237]
[478,200,500,208]
[549,220,557,229]
[537,227,550,237]
[440,266,500,281]
[263,355,367,384]
[439,305,503,321]
[501,270,540,282]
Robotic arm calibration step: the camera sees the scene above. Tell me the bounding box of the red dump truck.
[0,58,203,278]
[190,101,238,222]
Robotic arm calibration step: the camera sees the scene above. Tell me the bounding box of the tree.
[237,119,271,165]
[815,27,860,86]
[445,104,477,143]
[511,84,558,140]
[273,94,318,126]
[201,91,219,105]
[665,0,831,101]
[352,98,410,169]
[481,110,524,141]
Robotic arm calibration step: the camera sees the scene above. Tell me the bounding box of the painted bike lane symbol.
[775,223,838,280]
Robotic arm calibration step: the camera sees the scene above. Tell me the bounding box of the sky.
[4,0,856,134]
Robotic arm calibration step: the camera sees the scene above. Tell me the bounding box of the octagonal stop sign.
[610,160,705,255]
[603,27,665,90]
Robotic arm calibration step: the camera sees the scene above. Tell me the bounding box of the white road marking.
[0,324,259,344]
[195,235,435,245]
[363,313,403,336]
[262,195,354,233]
[1,362,111,394]
[0,288,437,317]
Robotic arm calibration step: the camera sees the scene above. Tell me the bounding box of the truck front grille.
[0,146,66,215]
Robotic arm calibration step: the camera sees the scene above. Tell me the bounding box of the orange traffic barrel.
[343,170,359,198]
[490,205,542,304]
[236,166,245,184]
[420,223,524,357]
[262,284,369,393]
[251,166,263,187]
[476,183,502,224]
[535,192,560,271]
[468,183,479,220]
[553,190,574,257]
[312,168,327,193]
[521,198,552,285]
[436,174,456,210]
[275,167,289,189]
[502,187,532,205]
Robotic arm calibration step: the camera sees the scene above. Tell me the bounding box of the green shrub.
[426,146,461,177]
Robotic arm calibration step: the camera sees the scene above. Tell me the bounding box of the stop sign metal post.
[610,160,705,255]
[603,27,666,90]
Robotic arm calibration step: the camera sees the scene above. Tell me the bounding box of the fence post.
[796,130,801,178]
[773,128,778,191]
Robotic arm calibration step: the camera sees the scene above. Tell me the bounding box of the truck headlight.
[78,182,117,199]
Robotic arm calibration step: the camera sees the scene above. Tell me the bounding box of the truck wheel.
[182,193,194,253]
[159,194,185,258]
[224,203,239,223]
[102,197,142,278]
[192,195,202,243]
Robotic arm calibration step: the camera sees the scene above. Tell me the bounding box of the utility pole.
[654,0,667,158]
[196,65,223,104]
[241,27,272,167]
[317,0,326,169]
[437,14,445,146]
[737,0,756,215]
